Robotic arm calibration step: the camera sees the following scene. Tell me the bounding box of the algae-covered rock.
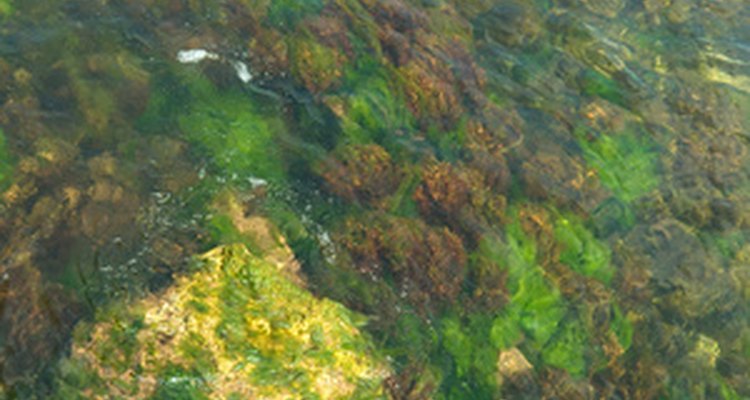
[54,244,391,399]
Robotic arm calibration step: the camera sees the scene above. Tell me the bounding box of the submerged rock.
[472,2,542,47]
[54,243,391,399]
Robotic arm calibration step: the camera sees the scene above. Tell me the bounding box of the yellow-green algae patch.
[0,0,11,16]
[54,243,391,399]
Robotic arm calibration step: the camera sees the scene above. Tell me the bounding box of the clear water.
[0,0,748,398]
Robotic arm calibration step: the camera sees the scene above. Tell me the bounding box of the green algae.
[609,305,633,352]
[575,125,660,204]
[0,0,11,16]
[289,33,346,94]
[501,217,566,348]
[541,320,588,378]
[336,60,415,146]
[579,69,629,107]
[438,313,501,399]
[178,76,288,184]
[137,67,288,186]
[554,214,614,285]
[267,0,324,30]
[0,128,12,191]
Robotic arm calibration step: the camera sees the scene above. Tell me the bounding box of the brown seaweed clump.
[338,214,467,310]
[414,161,507,243]
[608,218,746,398]
[520,148,606,214]
[0,258,81,385]
[316,143,402,206]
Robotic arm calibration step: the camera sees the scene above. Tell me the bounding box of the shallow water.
[0,0,749,398]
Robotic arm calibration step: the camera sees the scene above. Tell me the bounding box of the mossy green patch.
[337,60,415,146]
[575,125,660,204]
[441,316,474,378]
[609,306,633,352]
[135,71,190,135]
[178,75,288,184]
[388,311,438,361]
[502,217,566,349]
[425,118,468,162]
[207,214,248,246]
[267,0,324,30]
[437,313,500,400]
[0,0,12,16]
[151,364,210,400]
[289,33,346,93]
[579,69,627,107]
[490,308,523,350]
[541,319,588,377]
[554,214,615,284]
[387,166,421,218]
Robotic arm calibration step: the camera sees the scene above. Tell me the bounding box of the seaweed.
[541,319,589,378]
[405,310,500,400]
[267,0,325,31]
[332,58,415,146]
[553,214,614,285]
[289,31,347,95]
[0,0,11,17]
[0,128,13,191]
[177,73,289,185]
[574,124,660,205]
[501,216,567,350]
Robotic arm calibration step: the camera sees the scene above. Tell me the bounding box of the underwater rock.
[21,136,78,179]
[578,0,626,19]
[54,243,391,399]
[247,27,290,76]
[660,131,750,229]
[496,348,537,395]
[464,107,520,190]
[399,53,463,129]
[80,155,142,245]
[619,219,739,321]
[465,238,509,311]
[472,2,542,47]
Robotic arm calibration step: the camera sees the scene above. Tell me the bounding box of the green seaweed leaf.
[554,215,615,284]
[267,0,324,30]
[541,320,588,377]
[338,59,415,146]
[178,74,288,184]
[0,0,12,16]
[0,128,13,190]
[576,126,659,204]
